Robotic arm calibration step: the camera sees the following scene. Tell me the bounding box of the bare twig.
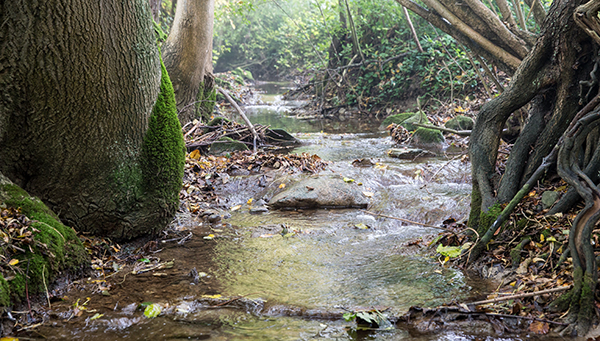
[467,285,571,305]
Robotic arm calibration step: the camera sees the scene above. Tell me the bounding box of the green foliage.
[141,56,185,211]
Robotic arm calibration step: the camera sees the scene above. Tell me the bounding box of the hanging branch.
[402,6,423,52]
[216,86,258,152]
[343,0,365,62]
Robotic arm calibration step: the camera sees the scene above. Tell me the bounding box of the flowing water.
[29,82,555,340]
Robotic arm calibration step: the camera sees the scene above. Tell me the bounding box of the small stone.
[249,206,269,214]
[541,191,560,209]
[207,214,221,223]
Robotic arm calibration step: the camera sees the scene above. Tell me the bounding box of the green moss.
[382,112,415,127]
[0,181,89,307]
[477,203,502,236]
[412,127,445,145]
[0,275,9,307]
[401,111,430,131]
[578,272,595,328]
[445,115,474,131]
[468,186,482,229]
[141,55,185,211]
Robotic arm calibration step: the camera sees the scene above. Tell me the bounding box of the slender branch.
[216,86,258,152]
[402,6,423,52]
[411,122,471,136]
[467,285,571,305]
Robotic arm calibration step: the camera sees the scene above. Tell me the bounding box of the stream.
[30,82,554,340]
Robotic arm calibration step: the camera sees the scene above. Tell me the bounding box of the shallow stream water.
[29,82,554,340]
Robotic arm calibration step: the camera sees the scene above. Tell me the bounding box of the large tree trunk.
[162,0,215,124]
[468,0,600,335]
[0,0,185,240]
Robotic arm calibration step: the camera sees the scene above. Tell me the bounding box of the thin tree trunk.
[163,0,215,125]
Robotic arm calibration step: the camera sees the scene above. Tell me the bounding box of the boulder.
[445,115,474,131]
[381,112,415,127]
[269,175,369,209]
[411,127,445,146]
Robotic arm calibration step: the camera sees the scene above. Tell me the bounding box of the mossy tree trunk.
[0,0,185,241]
[162,0,216,124]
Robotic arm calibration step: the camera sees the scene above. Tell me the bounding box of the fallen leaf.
[279,183,286,189]
[355,223,369,229]
[90,313,104,321]
[8,259,18,266]
[362,191,374,198]
[144,303,162,318]
[203,234,215,240]
[247,198,253,205]
[528,321,549,334]
[343,177,354,183]
[230,205,242,211]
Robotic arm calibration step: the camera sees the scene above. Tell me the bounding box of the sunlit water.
[31,82,548,341]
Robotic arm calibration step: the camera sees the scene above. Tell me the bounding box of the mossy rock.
[445,115,474,131]
[402,112,430,131]
[0,174,89,307]
[381,112,415,127]
[209,137,249,154]
[411,127,445,146]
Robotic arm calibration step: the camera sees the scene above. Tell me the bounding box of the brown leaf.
[528,321,549,334]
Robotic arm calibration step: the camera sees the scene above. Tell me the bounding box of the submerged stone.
[269,175,369,209]
[387,148,436,159]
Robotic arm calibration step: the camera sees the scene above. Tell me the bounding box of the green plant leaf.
[144,303,162,318]
[436,244,462,258]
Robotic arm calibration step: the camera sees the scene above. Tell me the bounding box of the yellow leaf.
[189,150,201,159]
[0,337,19,341]
[279,183,286,189]
[202,294,223,299]
[528,190,536,197]
[540,234,545,243]
[355,223,369,229]
[247,198,253,205]
[343,177,354,183]
[90,313,104,321]
[203,234,215,240]
[8,259,18,266]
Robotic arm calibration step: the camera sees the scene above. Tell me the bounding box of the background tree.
[0,0,185,241]
[162,0,216,124]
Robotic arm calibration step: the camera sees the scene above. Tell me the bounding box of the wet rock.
[209,136,249,154]
[381,112,415,127]
[411,127,445,146]
[269,175,369,209]
[207,214,221,223]
[541,190,560,209]
[249,206,269,214]
[387,148,436,159]
[352,158,374,167]
[445,115,474,131]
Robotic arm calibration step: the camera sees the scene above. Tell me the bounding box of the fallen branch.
[411,122,471,136]
[216,86,258,152]
[467,285,571,305]
[359,209,457,233]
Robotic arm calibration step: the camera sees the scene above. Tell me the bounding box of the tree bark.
[150,0,161,21]
[162,0,215,125]
[0,0,184,240]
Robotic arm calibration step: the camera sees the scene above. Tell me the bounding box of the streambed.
[27,82,554,340]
